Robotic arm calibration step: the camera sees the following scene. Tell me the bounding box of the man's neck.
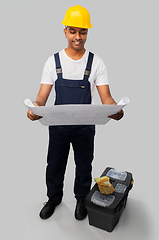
[65,47,86,60]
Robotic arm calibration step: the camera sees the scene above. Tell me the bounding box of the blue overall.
[46,51,95,203]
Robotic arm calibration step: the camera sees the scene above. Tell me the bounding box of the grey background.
[0,0,158,239]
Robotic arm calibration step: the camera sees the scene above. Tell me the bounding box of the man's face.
[64,27,88,50]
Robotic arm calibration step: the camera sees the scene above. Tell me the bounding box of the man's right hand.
[26,84,53,121]
[27,102,42,121]
[27,109,42,121]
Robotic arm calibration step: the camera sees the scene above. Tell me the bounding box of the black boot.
[74,200,87,220]
[39,200,61,220]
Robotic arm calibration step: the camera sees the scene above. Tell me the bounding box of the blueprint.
[24,97,129,126]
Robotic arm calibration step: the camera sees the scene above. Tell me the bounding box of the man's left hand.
[108,109,124,121]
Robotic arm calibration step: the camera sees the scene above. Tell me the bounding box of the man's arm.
[27,84,53,121]
[96,85,124,121]
[96,85,116,104]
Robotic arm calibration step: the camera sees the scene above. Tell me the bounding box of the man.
[27,5,123,221]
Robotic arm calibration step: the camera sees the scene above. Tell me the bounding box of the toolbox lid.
[106,169,127,181]
[91,191,115,207]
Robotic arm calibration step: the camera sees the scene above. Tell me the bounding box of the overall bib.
[46,51,95,203]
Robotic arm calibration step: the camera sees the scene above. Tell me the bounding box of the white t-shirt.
[41,49,109,102]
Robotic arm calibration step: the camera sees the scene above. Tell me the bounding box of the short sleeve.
[94,57,109,86]
[41,56,56,85]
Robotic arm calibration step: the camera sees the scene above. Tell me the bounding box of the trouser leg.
[71,125,95,200]
[46,126,70,203]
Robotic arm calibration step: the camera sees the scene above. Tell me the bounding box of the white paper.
[24,97,129,126]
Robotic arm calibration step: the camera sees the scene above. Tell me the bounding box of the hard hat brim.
[62,21,92,29]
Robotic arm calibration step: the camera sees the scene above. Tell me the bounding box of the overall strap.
[83,52,94,81]
[54,52,62,78]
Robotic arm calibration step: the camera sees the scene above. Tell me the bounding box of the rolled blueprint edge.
[117,97,129,106]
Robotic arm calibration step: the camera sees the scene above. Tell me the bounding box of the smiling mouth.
[73,41,82,45]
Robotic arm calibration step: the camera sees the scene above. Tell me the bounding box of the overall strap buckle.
[84,70,91,76]
[83,52,94,81]
[56,68,62,74]
[54,52,63,78]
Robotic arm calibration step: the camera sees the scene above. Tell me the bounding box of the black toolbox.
[85,167,133,232]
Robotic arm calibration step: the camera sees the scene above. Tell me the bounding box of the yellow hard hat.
[62,5,92,29]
